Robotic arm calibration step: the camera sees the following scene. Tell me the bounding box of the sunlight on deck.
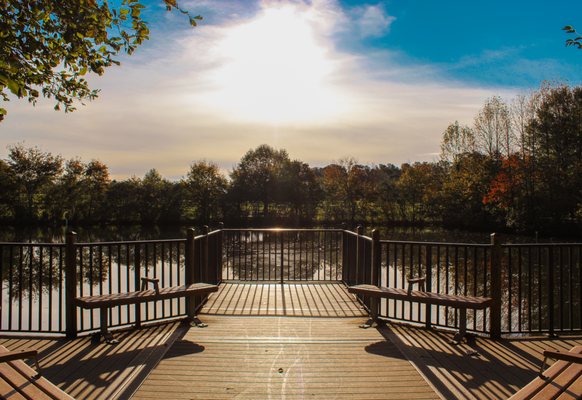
[201,282,367,317]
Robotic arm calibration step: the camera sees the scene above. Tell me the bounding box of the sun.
[202,4,349,125]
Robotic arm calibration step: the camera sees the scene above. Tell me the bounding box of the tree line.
[1,82,581,236]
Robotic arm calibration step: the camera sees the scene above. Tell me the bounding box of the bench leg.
[359,298,379,329]
[98,307,119,345]
[187,316,208,328]
[452,308,467,345]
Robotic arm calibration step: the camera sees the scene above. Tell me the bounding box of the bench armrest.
[406,276,426,294]
[0,349,42,376]
[539,349,582,376]
[543,350,582,364]
[141,277,160,295]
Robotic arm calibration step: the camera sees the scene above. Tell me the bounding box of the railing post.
[134,243,141,328]
[185,228,196,318]
[65,231,77,339]
[548,246,555,337]
[425,245,432,329]
[355,226,363,285]
[280,230,284,284]
[202,225,209,283]
[341,224,348,284]
[370,229,381,320]
[217,222,224,283]
[490,233,502,339]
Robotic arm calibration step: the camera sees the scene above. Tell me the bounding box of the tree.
[0,0,201,120]
[105,178,141,223]
[230,145,291,217]
[138,169,172,223]
[7,144,63,220]
[395,162,445,223]
[439,152,496,228]
[84,160,110,221]
[524,84,582,227]
[440,121,475,163]
[563,25,582,49]
[44,158,85,222]
[473,96,513,159]
[321,158,370,223]
[183,161,227,223]
[0,159,18,219]
[278,160,322,222]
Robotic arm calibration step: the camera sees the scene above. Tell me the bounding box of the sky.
[2,0,582,180]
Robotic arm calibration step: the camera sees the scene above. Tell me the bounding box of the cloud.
[353,3,396,38]
[0,0,513,179]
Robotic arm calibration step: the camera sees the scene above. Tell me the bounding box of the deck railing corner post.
[202,225,209,283]
[185,228,196,318]
[370,229,381,320]
[548,245,555,337]
[355,226,363,285]
[490,233,502,339]
[217,223,224,283]
[65,231,78,339]
[341,226,348,284]
[425,245,432,329]
[134,243,142,328]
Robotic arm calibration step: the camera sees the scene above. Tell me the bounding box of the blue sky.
[2,0,581,178]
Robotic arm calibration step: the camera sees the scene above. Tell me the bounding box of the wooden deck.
[131,317,440,399]
[1,282,581,399]
[201,282,366,317]
[388,323,582,400]
[132,282,439,399]
[0,321,180,400]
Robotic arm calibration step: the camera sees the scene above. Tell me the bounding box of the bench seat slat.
[0,345,75,400]
[509,346,582,400]
[75,283,218,309]
[348,284,492,309]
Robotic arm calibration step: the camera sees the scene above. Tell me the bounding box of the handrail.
[222,228,344,233]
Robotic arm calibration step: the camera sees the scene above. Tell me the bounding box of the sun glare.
[203,5,348,125]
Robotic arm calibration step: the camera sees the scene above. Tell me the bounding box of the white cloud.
[0,0,513,179]
[353,3,396,38]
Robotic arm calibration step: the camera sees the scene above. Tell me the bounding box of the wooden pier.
[2,282,580,399]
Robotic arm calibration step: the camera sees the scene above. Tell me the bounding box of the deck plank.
[0,321,181,400]
[389,323,582,400]
[201,282,366,317]
[131,315,441,400]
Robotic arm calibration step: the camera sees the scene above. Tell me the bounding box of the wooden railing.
[0,227,222,337]
[0,226,580,337]
[343,228,582,336]
[222,228,343,282]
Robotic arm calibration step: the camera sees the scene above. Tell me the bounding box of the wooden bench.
[509,345,582,399]
[0,345,75,399]
[348,277,492,344]
[76,278,218,343]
